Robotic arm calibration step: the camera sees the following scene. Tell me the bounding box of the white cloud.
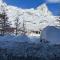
[46,0,60,3]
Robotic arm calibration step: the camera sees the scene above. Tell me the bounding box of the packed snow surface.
[0,33,60,58]
[40,26,60,44]
[13,34,32,42]
[0,34,40,43]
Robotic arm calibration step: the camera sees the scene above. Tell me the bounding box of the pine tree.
[15,16,21,35]
[0,10,10,35]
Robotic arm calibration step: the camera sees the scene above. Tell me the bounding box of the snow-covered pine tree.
[14,16,21,35]
[0,9,11,35]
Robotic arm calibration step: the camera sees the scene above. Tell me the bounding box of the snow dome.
[40,26,60,44]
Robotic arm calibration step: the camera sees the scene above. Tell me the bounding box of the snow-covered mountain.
[0,0,59,31]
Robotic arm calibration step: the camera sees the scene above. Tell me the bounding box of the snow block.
[40,26,60,44]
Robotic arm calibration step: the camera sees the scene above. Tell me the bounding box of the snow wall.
[40,26,60,44]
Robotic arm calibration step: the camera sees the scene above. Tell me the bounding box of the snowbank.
[0,34,15,41]
[29,36,40,43]
[0,34,31,42]
[0,34,40,43]
[40,26,60,44]
[13,34,31,43]
[0,34,60,58]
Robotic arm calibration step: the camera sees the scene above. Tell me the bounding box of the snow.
[0,32,59,58]
[0,34,40,43]
[0,34,40,56]
[28,33,40,37]
[0,0,60,58]
[40,26,60,44]
[13,34,32,43]
[29,36,40,44]
[0,0,57,31]
[0,34,15,41]
[0,39,60,58]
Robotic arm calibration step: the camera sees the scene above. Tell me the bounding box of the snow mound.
[40,26,60,44]
[0,34,40,43]
[3,34,15,41]
[13,34,31,43]
[29,36,40,43]
[1,34,15,41]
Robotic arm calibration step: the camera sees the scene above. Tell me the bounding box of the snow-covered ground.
[0,0,60,59]
[0,27,60,60]
[0,36,60,59]
[0,34,40,43]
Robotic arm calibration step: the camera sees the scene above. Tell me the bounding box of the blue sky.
[4,0,60,16]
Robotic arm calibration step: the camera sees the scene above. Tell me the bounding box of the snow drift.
[40,26,60,44]
[0,34,40,43]
[13,34,32,43]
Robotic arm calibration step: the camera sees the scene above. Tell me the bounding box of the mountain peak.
[37,4,47,10]
[0,1,58,30]
[37,3,52,16]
